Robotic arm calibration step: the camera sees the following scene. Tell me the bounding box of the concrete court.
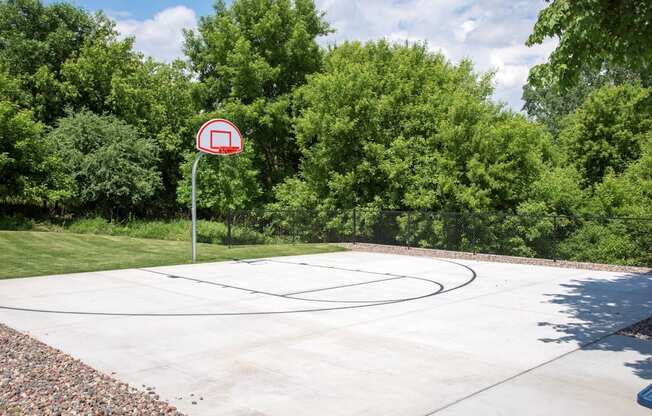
[0,251,651,415]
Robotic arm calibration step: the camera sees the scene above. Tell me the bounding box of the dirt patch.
[0,323,185,416]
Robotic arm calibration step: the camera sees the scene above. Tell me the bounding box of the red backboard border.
[196,119,244,156]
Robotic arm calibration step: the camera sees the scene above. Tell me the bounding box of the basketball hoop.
[192,119,245,262]
[196,119,244,155]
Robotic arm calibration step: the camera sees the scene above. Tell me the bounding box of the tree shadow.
[537,272,652,380]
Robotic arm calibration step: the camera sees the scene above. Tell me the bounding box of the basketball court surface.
[0,251,650,415]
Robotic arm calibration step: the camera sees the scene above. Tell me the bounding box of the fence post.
[291,209,296,244]
[227,209,233,248]
[471,212,477,255]
[407,211,412,249]
[352,207,357,245]
[552,215,558,262]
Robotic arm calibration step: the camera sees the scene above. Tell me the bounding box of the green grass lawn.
[0,231,345,279]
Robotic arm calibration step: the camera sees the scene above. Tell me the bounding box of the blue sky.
[45,1,556,111]
[46,0,216,19]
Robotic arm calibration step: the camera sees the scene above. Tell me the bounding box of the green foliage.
[49,111,161,216]
[0,99,65,203]
[277,41,552,215]
[176,115,261,212]
[578,135,652,264]
[186,0,330,104]
[558,84,652,187]
[66,217,269,245]
[0,215,272,245]
[518,167,585,216]
[177,149,261,213]
[0,0,649,268]
[0,1,196,211]
[522,64,639,135]
[558,220,649,266]
[61,36,141,115]
[0,0,114,122]
[527,0,652,89]
[184,0,331,195]
[60,36,197,210]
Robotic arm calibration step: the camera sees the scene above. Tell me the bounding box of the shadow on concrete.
[537,272,652,380]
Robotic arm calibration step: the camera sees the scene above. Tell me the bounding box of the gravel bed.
[618,317,652,341]
[0,323,185,416]
[342,243,652,274]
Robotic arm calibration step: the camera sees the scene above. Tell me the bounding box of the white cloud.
[315,0,557,111]
[115,6,197,63]
[454,19,477,42]
[111,1,556,111]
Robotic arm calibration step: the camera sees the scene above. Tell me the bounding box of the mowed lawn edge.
[0,231,346,279]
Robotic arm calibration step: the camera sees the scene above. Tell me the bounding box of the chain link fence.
[219,208,652,267]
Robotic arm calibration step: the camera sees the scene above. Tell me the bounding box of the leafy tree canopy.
[177,114,261,213]
[0,99,59,203]
[273,41,553,214]
[185,0,330,105]
[558,83,652,187]
[522,64,639,135]
[588,133,652,218]
[61,39,197,209]
[527,0,652,90]
[50,111,161,217]
[0,0,114,122]
[184,0,331,196]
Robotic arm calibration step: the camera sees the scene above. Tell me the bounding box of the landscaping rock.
[0,323,185,416]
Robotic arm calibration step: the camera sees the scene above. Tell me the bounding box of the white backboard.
[196,119,244,155]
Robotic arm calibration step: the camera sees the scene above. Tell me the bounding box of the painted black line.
[144,269,445,305]
[262,258,479,295]
[139,269,428,304]
[281,276,443,304]
[140,269,283,297]
[282,276,404,296]
[243,259,417,280]
[0,258,476,317]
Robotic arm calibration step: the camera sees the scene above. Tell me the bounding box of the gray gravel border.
[342,243,652,274]
[0,323,185,416]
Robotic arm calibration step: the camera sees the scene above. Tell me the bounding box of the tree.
[184,0,331,197]
[517,166,586,217]
[587,133,652,218]
[176,114,261,213]
[62,39,198,210]
[273,41,553,215]
[0,0,114,123]
[522,64,638,136]
[0,99,60,203]
[61,36,142,116]
[50,111,161,217]
[527,0,652,89]
[558,84,652,187]
[125,60,197,211]
[557,141,652,266]
[0,1,198,213]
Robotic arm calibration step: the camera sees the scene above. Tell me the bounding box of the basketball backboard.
[196,119,244,155]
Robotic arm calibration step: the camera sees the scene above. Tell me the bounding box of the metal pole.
[191,153,204,263]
